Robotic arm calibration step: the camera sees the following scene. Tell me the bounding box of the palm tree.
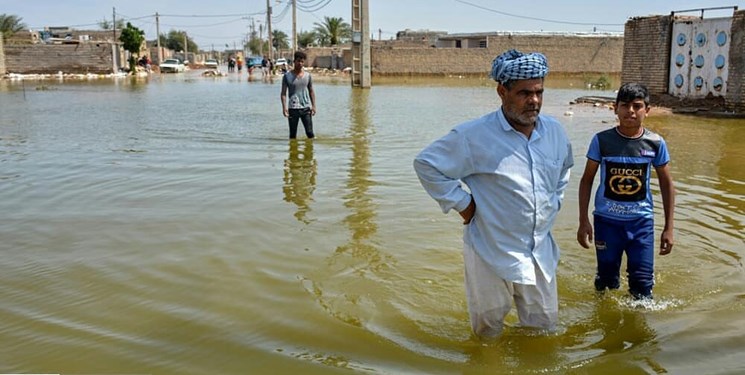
[272,30,289,50]
[0,14,26,40]
[297,30,317,48]
[313,16,351,46]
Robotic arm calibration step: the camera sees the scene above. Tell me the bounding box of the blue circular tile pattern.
[717,31,727,46]
[694,55,705,68]
[694,76,704,90]
[712,77,723,91]
[715,55,726,69]
[677,33,687,46]
[675,74,684,88]
[696,33,707,47]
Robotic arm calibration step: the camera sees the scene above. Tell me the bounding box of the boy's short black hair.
[294,51,307,61]
[616,82,650,107]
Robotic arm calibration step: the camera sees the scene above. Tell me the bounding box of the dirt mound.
[572,93,732,117]
[651,92,727,114]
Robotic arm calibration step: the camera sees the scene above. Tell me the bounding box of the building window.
[478,40,487,48]
[456,40,462,48]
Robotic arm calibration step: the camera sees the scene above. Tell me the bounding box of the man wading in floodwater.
[414,49,573,338]
[280,51,317,139]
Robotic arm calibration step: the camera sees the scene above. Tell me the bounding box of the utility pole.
[259,24,264,57]
[156,12,162,64]
[112,7,118,71]
[292,0,297,56]
[266,0,273,60]
[351,0,371,87]
[183,33,188,64]
[249,17,256,56]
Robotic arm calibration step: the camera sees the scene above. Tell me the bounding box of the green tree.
[99,18,125,30]
[161,30,198,54]
[119,22,145,70]
[0,14,26,40]
[246,29,261,55]
[297,30,316,48]
[272,30,289,50]
[313,16,351,46]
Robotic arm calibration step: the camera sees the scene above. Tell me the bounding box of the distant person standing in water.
[280,51,316,139]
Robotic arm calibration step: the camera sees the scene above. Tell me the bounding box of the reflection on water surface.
[0,73,743,374]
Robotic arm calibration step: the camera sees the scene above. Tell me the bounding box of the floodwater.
[0,71,743,374]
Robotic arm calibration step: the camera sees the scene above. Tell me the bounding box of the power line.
[159,18,247,28]
[114,13,155,22]
[453,0,624,27]
[187,32,247,40]
[272,1,292,23]
[296,0,334,13]
[158,12,265,18]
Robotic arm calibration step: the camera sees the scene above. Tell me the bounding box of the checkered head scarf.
[490,49,549,84]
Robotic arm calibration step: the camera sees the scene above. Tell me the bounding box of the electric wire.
[296,0,334,13]
[454,0,624,27]
[21,1,628,51]
[272,1,292,24]
[159,18,247,28]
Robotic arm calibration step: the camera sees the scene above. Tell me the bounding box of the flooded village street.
[1,71,744,374]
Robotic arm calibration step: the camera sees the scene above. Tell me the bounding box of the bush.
[585,74,613,89]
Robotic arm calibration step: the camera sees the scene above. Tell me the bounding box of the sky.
[2,0,743,50]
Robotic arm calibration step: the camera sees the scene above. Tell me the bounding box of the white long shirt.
[413,109,573,284]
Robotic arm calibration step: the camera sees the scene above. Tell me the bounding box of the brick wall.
[4,34,621,77]
[303,47,348,70]
[620,16,672,94]
[726,10,745,112]
[302,34,622,76]
[4,30,37,45]
[368,34,623,76]
[3,43,117,74]
[371,46,490,75]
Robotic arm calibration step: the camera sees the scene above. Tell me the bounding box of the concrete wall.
[621,15,672,94]
[3,43,118,74]
[726,10,745,112]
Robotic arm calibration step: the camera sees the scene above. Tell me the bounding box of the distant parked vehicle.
[275,58,288,70]
[160,59,185,73]
[247,56,264,69]
[205,59,219,69]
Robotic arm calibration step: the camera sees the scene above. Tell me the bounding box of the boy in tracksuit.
[577,83,676,299]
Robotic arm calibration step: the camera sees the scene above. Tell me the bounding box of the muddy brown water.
[0,72,743,374]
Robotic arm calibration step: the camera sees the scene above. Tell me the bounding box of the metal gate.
[669,17,732,98]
